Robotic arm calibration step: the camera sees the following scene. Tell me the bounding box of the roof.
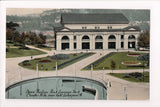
[123,26,141,31]
[55,26,141,32]
[61,13,129,24]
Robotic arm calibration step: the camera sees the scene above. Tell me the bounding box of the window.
[95,26,100,29]
[74,36,76,40]
[74,43,77,49]
[82,26,87,29]
[121,42,124,48]
[108,26,112,29]
[121,35,124,39]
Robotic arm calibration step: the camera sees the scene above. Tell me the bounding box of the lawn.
[82,52,149,70]
[6,48,47,58]
[6,42,47,58]
[19,53,94,71]
[30,45,53,51]
[108,72,149,82]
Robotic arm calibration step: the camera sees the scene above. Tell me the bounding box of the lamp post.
[123,86,127,100]
[19,67,22,80]
[56,61,58,76]
[103,67,105,80]
[6,70,8,85]
[90,64,93,79]
[74,64,76,90]
[143,63,147,81]
[36,64,39,77]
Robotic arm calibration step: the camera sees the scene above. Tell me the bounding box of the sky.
[6,8,52,16]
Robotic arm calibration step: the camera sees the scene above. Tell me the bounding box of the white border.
[1,1,160,107]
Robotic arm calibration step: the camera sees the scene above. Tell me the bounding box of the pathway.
[6,50,149,100]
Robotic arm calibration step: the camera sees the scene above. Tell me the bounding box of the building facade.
[55,13,141,51]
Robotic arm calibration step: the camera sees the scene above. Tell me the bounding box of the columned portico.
[55,13,141,51]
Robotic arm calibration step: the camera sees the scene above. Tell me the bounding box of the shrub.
[51,54,70,60]
[22,60,29,63]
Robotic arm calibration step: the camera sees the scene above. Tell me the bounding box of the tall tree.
[6,29,13,41]
[138,30,150,48]
[6,21,19,42]
[6,21,19,31]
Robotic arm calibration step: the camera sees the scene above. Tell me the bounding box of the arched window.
[108,35,116,39]
[128,35,135,39]
[62,36,69,40]
[95,35,103,40]
[82,35,90,40]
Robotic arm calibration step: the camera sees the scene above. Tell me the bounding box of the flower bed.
[39,60,51,63]
[127,53,141,57]
[121,61,141,65]
[23,63,31,66]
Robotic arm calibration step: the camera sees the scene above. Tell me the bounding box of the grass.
[30,45,52,51]
[19,53,94,71]
[6,42,47,58]
[108,72,149,82]
[82,52,149,70]
[6,48,47,58]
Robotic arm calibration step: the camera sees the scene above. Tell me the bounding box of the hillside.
[7,9,150,32]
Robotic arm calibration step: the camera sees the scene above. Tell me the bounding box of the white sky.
[6,8,53,15]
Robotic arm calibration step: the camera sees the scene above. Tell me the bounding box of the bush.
[19,46,30,50]
[22,60,29,63]
[51,54,70,60]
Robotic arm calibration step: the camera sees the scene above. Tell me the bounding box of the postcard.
[5,8,150,100]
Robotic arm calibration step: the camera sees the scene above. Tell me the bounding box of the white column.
[124,34,128,50]
[69,35,74,51]
[56,35,61,51]
[77,34,82,50]
[103,34,108,50]
[90,34,95,50]
[135,34,139,49]
[116,34,120,49]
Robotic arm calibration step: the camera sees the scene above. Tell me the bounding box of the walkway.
[6,50,149,100]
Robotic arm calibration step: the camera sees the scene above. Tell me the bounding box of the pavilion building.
[55,13,141,51]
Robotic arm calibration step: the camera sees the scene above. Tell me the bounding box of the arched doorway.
[108,35,116,49]
[61,36,69,50]
[128,35,136,48]
[82,35,90,49]
[95,35,103,49]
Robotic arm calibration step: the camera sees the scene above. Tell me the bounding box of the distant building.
[55,13,141,51]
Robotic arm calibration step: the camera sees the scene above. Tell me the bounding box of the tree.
[6,29,13,41]
[110,60,116,73]
[12,31,21,43]
[6,21,19,42]
[138,30,150,48]
[6,21,19,31]
[39,33,46,45]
